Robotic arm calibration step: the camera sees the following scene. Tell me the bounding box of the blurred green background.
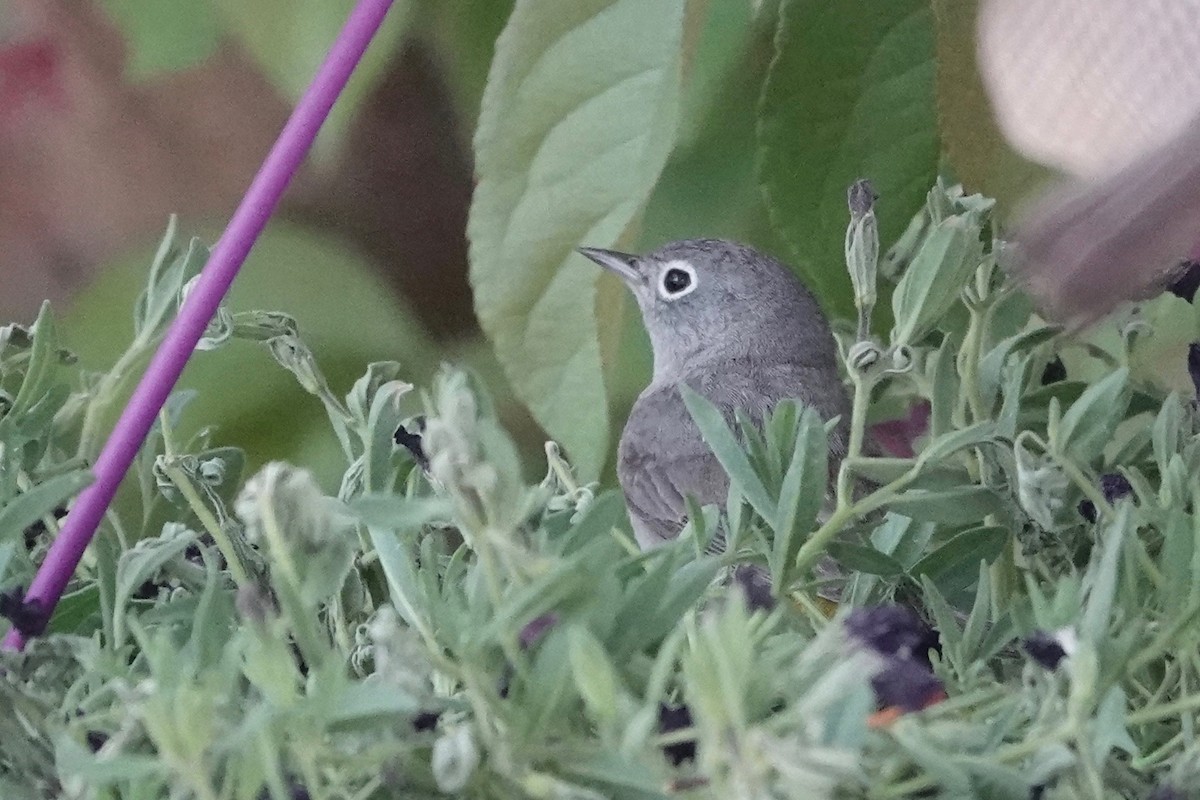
[3,0,767,487]
[2,0,1193,491]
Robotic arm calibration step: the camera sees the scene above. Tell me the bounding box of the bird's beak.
[577,246,641,284]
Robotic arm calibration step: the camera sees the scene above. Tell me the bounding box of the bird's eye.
[657,261,697,300]
[663,269,690,293]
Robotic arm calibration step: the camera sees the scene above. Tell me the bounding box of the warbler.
[579,239,851,551]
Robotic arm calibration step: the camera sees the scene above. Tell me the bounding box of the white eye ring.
[656,259,698,301]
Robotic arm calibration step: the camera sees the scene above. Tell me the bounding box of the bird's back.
[618,357,850,547]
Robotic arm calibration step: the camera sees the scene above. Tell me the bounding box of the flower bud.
[845,179,880,326]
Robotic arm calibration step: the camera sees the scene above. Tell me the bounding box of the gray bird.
[578,238,852,552]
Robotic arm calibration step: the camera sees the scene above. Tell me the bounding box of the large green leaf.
[757,0,939,318]
[468,0,688,479]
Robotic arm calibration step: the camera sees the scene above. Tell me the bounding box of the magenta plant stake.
[2,0,396,652]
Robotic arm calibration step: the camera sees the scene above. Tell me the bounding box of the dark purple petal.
[22,504,67,549]
[845,605,939,664]
[658,703,696,765]
[732,565,775,611]
[1099,473,1133,504]
[518,613,559,650]
[412,711,440,732]
[1039,357,1067,385]
[1166,260,1200,303]
[256,778,311,800]
[394,419,428,470]
[1148,785,1185,800]
[1189,343,1200,399]
[870,657,945,712]
[0,586,49,638]
[1079,473,1133,522]
[1022,630,1067,670]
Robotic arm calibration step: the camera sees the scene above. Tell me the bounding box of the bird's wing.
[618,365,854,547]
[618,389,730,547]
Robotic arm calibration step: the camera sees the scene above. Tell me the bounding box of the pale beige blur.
[977,0,1200,325]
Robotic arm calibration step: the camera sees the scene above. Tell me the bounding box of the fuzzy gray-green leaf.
[910,525,1007,585]
[886,486,1005,523]
[8,302,60,421]
[468,0,687,479]
[1152,391,1184,473]
[680,385,774,521]
[978,325,1061,410]
[826,541,904,576]
[891,215,981,345]
[772,405,827,585]
[0,470,93,545]
[1055,368,1130,466]
[1080,502,1130,643]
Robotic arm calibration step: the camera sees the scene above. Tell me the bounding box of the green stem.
[330,593,353,656]
[1126,690,1200,725]
[161,463,252,588]
[1132,731,1184,769]
[474,526,529,673]
[794,467,920,579]
[958,306,988,423]
[652,726,699,747]
[545,442,580,495]
[106,508,130,551]
[1055,455,1110,517]
[77,335,154,459]
[836,372,874,508]
[255,730,288,800]
[259,491,327,670]
[349,778,383,800]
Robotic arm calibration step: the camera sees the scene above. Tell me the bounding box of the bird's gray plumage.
[580,238,851,549]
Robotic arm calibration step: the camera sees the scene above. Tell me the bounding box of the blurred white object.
[978,0,1200,178]
[977,0,1200,325]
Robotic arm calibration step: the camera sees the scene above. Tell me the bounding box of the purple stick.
[3,0,395,652]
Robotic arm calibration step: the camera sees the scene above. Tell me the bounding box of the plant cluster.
[4,2,1200,799]
[3,175,1200,799]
